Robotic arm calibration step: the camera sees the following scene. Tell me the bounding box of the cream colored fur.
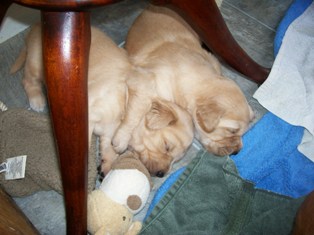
[128,99,194,177]
[113,5,254,156]
[11,23,194,177]
[11,24,130,174]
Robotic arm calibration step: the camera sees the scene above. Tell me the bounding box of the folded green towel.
[141,150,304,235]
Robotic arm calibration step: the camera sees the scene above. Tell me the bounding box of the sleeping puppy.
[10,24,129,174]
[10,23,194,177]
[128,98,194,177]
[113,5,254,156]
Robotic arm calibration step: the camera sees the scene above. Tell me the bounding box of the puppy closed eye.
[164,141,172,153]
[227,128,239,134]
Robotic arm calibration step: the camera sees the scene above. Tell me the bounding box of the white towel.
[254,2,314,161]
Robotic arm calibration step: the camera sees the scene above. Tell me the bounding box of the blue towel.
[231,0,314,198]
[231,113,314,198]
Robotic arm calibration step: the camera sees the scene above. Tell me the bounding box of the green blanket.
[141,150,304,235]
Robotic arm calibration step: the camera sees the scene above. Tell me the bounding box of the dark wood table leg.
[152,0,270,84]
[291,191,314,235]
[0,187,40,234]
[41,11,90,234]
[0,0,12,24]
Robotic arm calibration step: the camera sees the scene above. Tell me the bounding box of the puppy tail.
[10,46,27,74]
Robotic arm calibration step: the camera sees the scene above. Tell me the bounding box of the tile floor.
[0,0,293,233]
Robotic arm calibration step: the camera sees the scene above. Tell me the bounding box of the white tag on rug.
[0,155,27,180]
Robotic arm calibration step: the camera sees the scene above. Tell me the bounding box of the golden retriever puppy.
[11,23,194,177]
[129,99,194,177]
[10,24,130,174]
[113,5,254,156]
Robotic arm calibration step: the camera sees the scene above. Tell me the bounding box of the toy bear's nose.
[127,195,142,210]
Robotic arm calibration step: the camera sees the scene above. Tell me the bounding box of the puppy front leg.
[112,91,151,153]
[23,64,46,112]
[99,136,118,175]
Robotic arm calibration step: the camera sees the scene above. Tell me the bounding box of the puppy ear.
[145,100,178,130]
[195,100,224,133]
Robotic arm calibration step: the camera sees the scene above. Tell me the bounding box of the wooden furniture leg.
[152,0,270,84]
[291,191,314,235]
[0,186,40,234]
[0,1,119,233]
[0,6,91,234]
[0,0,12,23]
[41,11,90,234]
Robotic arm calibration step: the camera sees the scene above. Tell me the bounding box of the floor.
[0,0,293,234]
[0,4,40,44]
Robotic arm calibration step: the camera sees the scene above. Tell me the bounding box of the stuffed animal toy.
[87,151,152,235]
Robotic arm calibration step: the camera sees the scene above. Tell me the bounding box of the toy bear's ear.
[127,195,142,211]
[126,221,142,235]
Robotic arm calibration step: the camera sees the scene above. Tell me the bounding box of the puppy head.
[130,99,194,177]
[194,82,254,156]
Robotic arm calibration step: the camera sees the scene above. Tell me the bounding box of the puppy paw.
[98,146,119,177]
[112,130,131,153]
[98,160,112,177]
[29,96,46,112]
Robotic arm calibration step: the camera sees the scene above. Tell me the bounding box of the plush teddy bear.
[88,190,142,235]
[87,151,152,235]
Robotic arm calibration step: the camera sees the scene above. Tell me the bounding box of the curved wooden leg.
[0,0,12,26]
[41,11,90,234]
[0,187,40,234]
[151,0,270,84]
[291,191,314,235]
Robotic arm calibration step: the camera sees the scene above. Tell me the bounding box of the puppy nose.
[155,171,165,178]
[231,144,242,155]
